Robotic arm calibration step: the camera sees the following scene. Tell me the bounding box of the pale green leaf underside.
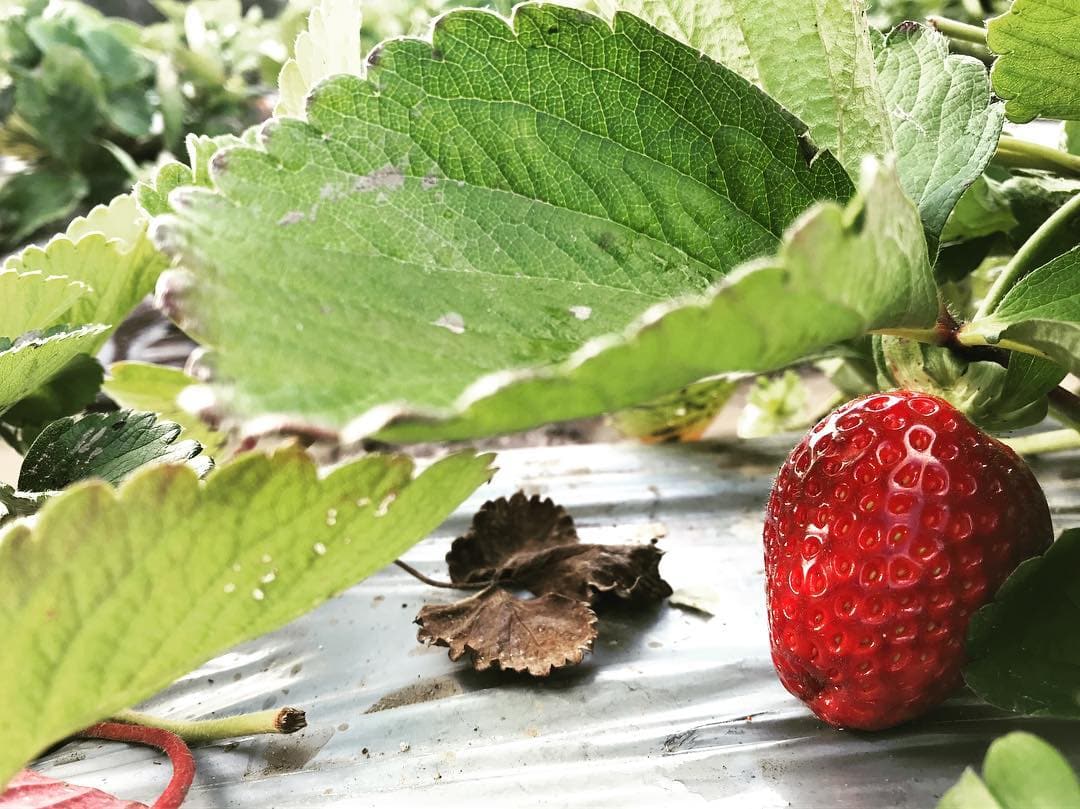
[965,528,1080,718]
[0,271,89,339]
[4,195,167,339]
[157,4,852,431]
[378,160,937,441]
[988,0,1080,123]
[275,0,365,118]
[18,410,208,492]
[876,24,1003,247]
[608,0,893,177]
[938,733,1080,809]
[962,247,1080,375]
[0,447,493,788]
[0,326,108,416]
[103,361,227,455]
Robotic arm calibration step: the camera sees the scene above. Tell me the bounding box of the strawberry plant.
[3,0,1080,803]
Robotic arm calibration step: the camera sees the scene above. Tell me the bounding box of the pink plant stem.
[81,722,195,809]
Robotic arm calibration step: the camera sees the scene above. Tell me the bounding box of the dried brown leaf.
[416,588,598,676]
[447,492,671,605]
[447,492,577,585]
[508,541,673,604]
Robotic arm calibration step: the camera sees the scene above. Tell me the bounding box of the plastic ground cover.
[32,441,1080,807]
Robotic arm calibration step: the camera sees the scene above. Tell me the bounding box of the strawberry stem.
[1003,429,1080,456]
[975,189,1080,318]
[927,15,987,44]
[993,136,1080,178]
[81,722,194,809]
[112,707,307,744]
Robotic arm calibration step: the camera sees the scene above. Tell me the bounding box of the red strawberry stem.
[81,722,193,809]
[111,707,307,744]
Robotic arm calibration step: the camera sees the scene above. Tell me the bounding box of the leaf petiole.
[1003,429,1080,456]
[974,189,1080,318]
[111,707,306,745]
[927,15,988,44]
[993,135,1080,177]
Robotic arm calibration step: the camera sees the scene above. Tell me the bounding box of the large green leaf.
[987,0,1080,123]
[0,447,493,788]
[0,326,107,416]
[0,271,88,338]
[378,159,937,441]
[960,247,1080,374]
[4,194,168,338]
[605,0,893,177]
[875,23,1003,248]
[156,3,853,432]
[938,733,1080,809]
[18,410,209,491]
[103,361,227,455]
[965,528,1080,717]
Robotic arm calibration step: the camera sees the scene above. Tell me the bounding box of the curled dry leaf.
[416,589,599,677]
[447,492,673,604]
[416,492,672,675]
[447,491,578,584]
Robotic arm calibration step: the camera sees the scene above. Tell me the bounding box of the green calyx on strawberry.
[874,334,1064,432]
[764,390,1052,731]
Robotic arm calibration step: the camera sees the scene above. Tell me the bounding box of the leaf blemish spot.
[278,211,305,226]
[432,312,466,334]
[569,305,592,321]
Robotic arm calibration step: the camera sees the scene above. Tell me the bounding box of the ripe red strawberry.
[764,391,1052,731]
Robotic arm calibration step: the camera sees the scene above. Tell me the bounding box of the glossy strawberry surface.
[764,391,1052,730]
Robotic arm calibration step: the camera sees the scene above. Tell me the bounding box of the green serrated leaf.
[606,0,893,177]
[0,446,494,788]
[875,23,1003,248]
[961,246,1080,375]
[103,361,226,455]
[938,734,1080,809]
[0,270,89,338]
[965,528,1080,717]
[379,159,937,441]
[1,354,105,453]
[4,194,168,343]
[275,0,365,118]
[156,4,854,434]
[988,0,1080,123]
[0,325,107,417]
[19,410,209,491]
